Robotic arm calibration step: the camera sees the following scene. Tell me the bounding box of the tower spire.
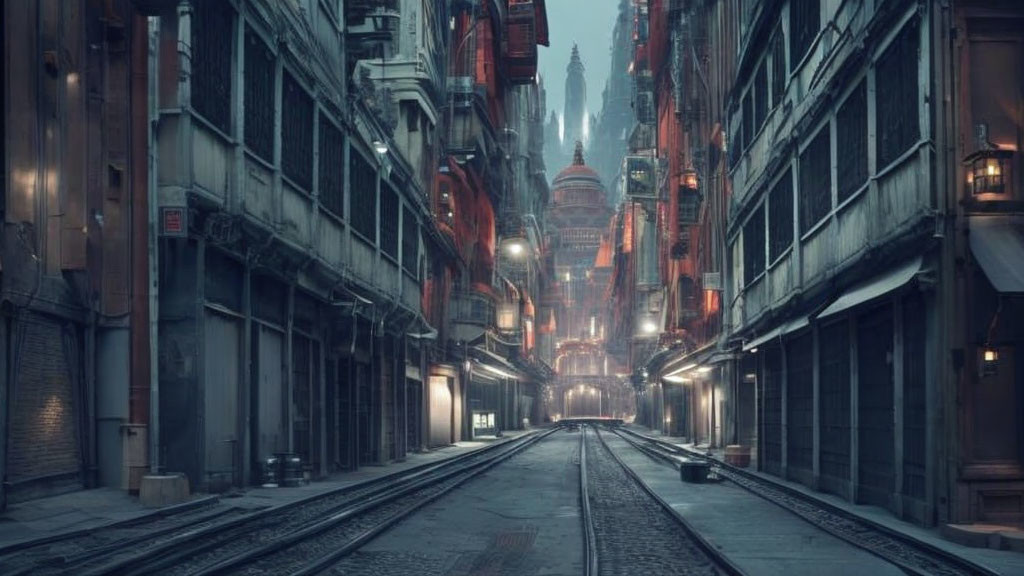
[573,141,585,165]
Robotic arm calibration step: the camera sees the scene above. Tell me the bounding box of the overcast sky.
[538,0,621,122]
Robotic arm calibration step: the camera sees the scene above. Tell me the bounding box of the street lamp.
[964,124,1012,196]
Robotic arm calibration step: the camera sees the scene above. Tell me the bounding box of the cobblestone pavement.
[327,429,583,576]
[584,428,720,576]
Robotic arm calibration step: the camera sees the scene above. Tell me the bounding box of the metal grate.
[786,331,814,476]
[380,181,399,258]
[191,0,233,134]
[349,152,377,242]
[902,294,927,500]
[282,71,314,191]
[768,168,793,262]
[819,320,851,488]
[244,27,275,162]
[876,19,920,169]
[799,126,831,233]
[857,305,895,507]
[762,346,783,476]
[318,117,345,218]
[837,80,868,203]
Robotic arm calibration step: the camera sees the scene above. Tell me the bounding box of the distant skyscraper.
[563,43,587,147]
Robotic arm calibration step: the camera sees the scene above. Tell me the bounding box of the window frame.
[768,168,794,265]
[191,0,234,135]
[743,203,766,287]
[874,18,921,172]
[281,69,315,192]
[379,181,400,260]
[349,151,378,243]
[836,78,869,205]
[798,124,832,236]
[244,26,276,163]
[318,114,345,220]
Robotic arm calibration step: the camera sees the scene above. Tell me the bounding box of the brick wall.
[7,317,81,483]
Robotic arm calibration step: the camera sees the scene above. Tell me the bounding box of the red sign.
[161,207,187,237]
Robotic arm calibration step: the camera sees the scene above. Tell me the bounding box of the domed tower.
[547,141,613,349]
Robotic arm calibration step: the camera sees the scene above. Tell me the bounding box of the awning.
[969,215,1024,294]
[817,256,923,320]
[742,316,810,351]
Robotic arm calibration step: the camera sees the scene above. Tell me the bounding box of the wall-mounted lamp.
[981,346,1000,377]
[964,124,1012,196]
[681,168,698,190]
[373,140,389,155]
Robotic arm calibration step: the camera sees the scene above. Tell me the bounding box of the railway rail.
[0,430,549,576]
[612,426,1002,576]
[580,425,743,576]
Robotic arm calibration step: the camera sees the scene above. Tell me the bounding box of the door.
[204,311,241,488]
[429,376,453,447]
[255,326,285,461]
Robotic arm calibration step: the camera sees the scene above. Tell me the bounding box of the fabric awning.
[817,256,923,320]
[969,215,1024,293]
[742,316,810,352]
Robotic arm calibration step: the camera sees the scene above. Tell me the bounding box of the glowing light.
[373,140,389,155]
[696,366,712,374]
[748,347,759,354]
[558,113,565,143]
[641,320,658,334]
[983,348,999,363]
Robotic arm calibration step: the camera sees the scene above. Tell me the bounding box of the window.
[836,80,868,203]
[771,27,786,106]
[350,152,377,242]
[380,182,399,258]
[754,62,768,134]
[799,126,831,233]
[318,117,345,218]
[191,0,233,133]
[789,0,819,68]
[729,117,742,169]
[402,206,419,275]
[876,20,920,169]
[768,168,793,262]
[282,71,314,190]
[743,205,765,286]
[741,91,753,150]
[678,186,700,225]
[244,28,275,162]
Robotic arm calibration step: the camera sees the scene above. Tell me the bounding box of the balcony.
[451,290,497,328]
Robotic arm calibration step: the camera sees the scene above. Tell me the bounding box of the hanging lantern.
[963,123,1013,196]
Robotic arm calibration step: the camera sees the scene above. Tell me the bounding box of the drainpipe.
[147,15,161,474]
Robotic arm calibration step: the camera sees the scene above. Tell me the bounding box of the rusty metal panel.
[5,2,40,226]
[61,0,87,270]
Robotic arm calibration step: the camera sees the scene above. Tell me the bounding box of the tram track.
[579,425,743,576]
[0,431,547,576]
[612,426,1002,576]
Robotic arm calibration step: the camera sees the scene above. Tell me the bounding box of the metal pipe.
[147,14,161,474]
